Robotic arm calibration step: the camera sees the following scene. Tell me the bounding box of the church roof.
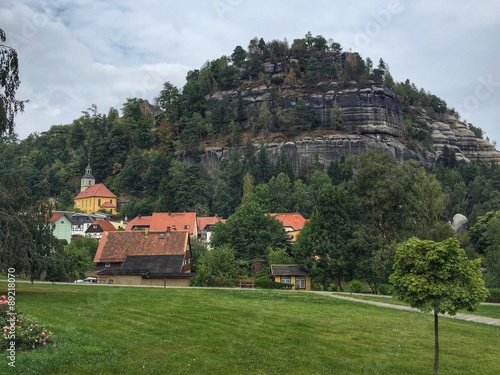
[82,163,95,179]
[74,183,117,200]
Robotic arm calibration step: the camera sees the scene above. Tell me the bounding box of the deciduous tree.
[390,237,489,375]
[211,201,288,261]
[295,185,355,289]
[0,28,27,137]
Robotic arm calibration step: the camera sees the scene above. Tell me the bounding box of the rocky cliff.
[200,82,500,171]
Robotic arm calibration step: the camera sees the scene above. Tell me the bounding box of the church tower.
[81,162,96,192]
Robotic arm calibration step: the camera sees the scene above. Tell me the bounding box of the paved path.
[311,291,500,326]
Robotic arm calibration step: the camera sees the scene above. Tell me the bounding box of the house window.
[295,277,306,289]
[93,225,97,229]
[280,276,291,284]
[98,199,101,206]
[172,225,176,230]
[105,262,110,267]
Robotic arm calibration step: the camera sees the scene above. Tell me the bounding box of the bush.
[378,284,393,295]
[486,288,500,303]
[349,280,364,293]
[255,278,293,289]
[1,295,55,351]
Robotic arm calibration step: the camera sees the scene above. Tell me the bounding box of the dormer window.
[172,225,176,230]
[184,225,190,229]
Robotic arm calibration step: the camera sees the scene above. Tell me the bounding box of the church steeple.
[81,160,96,192]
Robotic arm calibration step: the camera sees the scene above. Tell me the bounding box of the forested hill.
[1,32,500,225]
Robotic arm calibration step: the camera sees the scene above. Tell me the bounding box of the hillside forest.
[1,32,500,290]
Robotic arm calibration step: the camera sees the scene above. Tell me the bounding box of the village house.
[126,212,198,238]
[85,219,117,239]
[271,264,312,291]
[197,215,225,247]
[125,215,152,231]
[268,213,307,242]
[49,211,72,243]
[94,230,193,286]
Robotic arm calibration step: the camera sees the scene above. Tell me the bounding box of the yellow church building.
[74,163,117,215]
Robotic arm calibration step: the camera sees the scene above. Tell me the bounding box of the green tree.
[252,145,274,184]
[211,201,288,261]
[191,245,244,286]
[469,210,500,286]
[156,82,183,123]
[63,237,99,280]
[1,28,27,137]
[268,248,294,265]
[231,45,247,67]
[390,237,489,375]
[329,100,343,130]
[0,175,61,280]
[295,185,355,289]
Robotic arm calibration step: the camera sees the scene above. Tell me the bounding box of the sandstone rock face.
[200,134,428,173]
[199,83,500,170]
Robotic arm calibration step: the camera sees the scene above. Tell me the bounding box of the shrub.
[486,288,500,303]
[378,284,393,295]
[255,278,293,289]
[349,280,364,293]
[1,295,55,351]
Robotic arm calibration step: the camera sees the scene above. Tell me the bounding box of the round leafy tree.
[390,237,489,375]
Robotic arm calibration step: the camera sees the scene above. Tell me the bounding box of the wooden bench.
[238,279,255,288]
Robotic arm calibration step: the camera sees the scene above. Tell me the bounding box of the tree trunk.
[433,311,439,375]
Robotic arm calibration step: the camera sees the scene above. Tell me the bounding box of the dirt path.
[312,291,500,326]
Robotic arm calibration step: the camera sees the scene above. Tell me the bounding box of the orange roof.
[94,231,189,263]
[197,216,225,231]
[91,220,117,232]
[49,212,65,223]
[100,201,117,208]
[149,212,197,235]
[74,183,117,200]
[126,216,152,231]
[269,213,307,231]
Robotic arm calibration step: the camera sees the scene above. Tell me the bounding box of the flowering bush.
[1,295,55,350]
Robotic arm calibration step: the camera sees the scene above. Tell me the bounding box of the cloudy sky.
[2,0,500,145]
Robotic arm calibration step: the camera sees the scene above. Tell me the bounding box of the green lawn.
[345,293,500,319]
[2,283,499,375]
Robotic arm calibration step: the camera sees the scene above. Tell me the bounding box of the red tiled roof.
[125,216,152,231]
[197,216,225,231]
[269,213,307,231]
[49,212,65,223]
[149,212,197,235]
[91,220,117,232]
[100,201,117,208]
[94,231,189,263]
[74,183,117,200]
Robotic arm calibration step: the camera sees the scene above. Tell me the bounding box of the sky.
[2,0,500,145]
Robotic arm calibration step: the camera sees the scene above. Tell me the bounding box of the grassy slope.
[3,284,499,375]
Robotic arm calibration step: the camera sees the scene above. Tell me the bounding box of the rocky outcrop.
[208,82,403,137]
[200,134,428,173]
[451,214,469,234]
[200,82,500,170]
[426,113,500,163]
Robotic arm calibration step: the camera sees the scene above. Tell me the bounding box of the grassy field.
[344,293,500,319]
[1,283,499,375]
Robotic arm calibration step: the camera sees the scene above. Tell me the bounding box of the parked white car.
[74,277,97,283]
